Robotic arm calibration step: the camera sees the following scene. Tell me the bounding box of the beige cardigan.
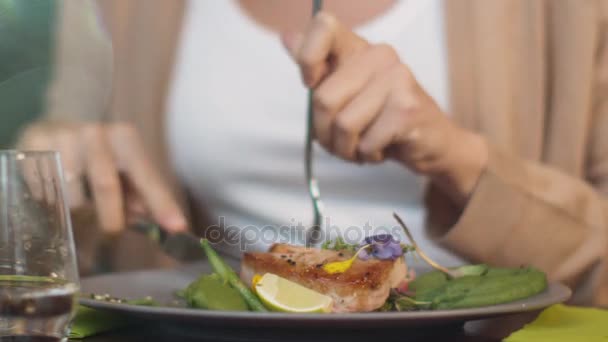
[45,0,608,306]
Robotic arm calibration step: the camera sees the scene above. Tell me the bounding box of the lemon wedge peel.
[254,273,333,313]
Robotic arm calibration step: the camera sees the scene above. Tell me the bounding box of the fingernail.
[162,215,187,232]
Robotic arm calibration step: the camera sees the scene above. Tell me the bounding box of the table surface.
[74,311,539,342]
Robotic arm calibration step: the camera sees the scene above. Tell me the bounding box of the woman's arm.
[430,5,608,306]
[44,0,113,121]
[426,142,608,306]
[282,13,488,205]
[286,10,608,306]
[426,2,608,307]
[21,1,187,275]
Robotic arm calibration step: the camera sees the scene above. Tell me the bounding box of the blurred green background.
[0,0,56,147]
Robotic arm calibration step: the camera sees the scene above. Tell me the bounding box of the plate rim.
[79,282,572,322]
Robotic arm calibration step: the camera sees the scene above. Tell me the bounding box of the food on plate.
[241,243,407,312]
[408,266,547,310]
[181,213,549,313]
[180,273,248,311]
[98,213,548,314]
[254,273,333,313]
[85,294,159,306]
[200,239,268,312]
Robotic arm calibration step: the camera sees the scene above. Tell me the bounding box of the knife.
[130,220,205,262]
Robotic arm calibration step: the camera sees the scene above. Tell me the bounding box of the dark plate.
[80,262,571,333]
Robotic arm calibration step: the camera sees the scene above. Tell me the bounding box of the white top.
[167,0,464,266]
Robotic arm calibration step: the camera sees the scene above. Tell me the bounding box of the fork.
[304,0,325,247]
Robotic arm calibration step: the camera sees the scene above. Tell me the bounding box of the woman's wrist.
[429,129,488,206]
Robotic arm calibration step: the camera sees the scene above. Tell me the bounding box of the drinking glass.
[0,151,79,341]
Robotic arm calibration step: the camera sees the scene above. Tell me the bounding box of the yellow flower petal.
[323,258,356,274]
[322,246,368,274]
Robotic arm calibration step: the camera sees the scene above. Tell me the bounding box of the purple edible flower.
[358,234,403,261]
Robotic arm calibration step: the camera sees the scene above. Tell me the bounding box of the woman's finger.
[313,44,399,152]
[107,124,187,233]
[82,125,125,234]
[358,66,418,163]
[53,127,86,209]
[331,70,393,160]
[16,125,52,201]
[292,12,368,87]
[123,178,148,227]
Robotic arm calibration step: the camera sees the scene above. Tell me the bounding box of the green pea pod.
[410,264,488,299]
[200,239,268,312]
[456,264,489,277]
[414,275,482,303]
[434,267,547,309]
[184,274,249,311]
[484,267,524,277]
[409,270,448,293]
[468,267,546,297]
[432,276,483,304]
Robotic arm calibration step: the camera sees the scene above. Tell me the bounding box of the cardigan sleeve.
[425,6,608,306]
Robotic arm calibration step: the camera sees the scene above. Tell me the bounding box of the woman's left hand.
[283,12,488,204]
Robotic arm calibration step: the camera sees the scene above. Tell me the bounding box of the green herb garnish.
[320,237,359,252]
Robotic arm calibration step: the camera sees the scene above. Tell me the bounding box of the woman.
[18,0,608,306]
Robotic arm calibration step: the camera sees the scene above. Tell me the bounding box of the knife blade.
[130,220,205,262]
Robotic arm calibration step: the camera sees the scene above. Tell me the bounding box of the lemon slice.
[255,273,333,313]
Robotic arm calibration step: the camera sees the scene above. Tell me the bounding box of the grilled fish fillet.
[240,244,407,312]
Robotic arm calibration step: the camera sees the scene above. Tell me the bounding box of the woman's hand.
[283,13,488,204]
[17,121,187,234]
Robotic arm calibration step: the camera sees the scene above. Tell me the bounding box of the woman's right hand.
[17,121,187,235]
